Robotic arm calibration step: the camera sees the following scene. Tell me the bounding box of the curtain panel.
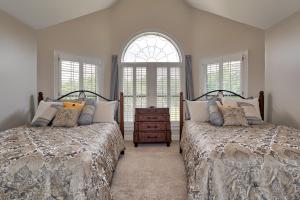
[185,55,194,100]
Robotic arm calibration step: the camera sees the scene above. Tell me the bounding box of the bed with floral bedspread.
[0,122,124,200]
[180,121,300,200]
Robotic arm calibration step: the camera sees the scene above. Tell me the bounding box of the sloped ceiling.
[187,0,300,29]
[0,0,300,30]
[0,0,117,29]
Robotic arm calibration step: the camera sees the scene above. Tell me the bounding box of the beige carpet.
[111,141,187,200]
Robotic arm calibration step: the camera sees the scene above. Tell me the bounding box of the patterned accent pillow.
[237,102,263,125]
[52,108,81,127]
[78,99,96,125]
[32,104,63,127]
[208,100,224,126]
[222,97,262,120]
[218,105,248,126]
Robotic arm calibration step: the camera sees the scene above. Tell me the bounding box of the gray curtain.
[185,55,194,100]
[110,55,119,100]
[110,55,120,122]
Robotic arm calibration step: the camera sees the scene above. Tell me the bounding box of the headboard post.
[180,92,184,141]
[259,91,264,120]
[120,92,125,138]
[38,92,44,105]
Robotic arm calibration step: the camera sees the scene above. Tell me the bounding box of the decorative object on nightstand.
[134,107,171,147]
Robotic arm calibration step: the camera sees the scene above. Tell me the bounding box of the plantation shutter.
[205,54,243,95]
[83,63,97,93]
[58,55,99,98]
[59,59,80,96]
[222,60,241,94]
[170,67,181,121]
[206,63,220,92]
[123,67,134,122]
[157,67,168,108]
[135,67,147,108]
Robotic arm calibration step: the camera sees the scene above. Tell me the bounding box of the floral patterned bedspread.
[0,122,125,200]
[180,121,300,200]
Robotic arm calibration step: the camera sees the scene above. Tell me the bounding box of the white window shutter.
[206,63,220,92]
[83,63,97,93]
[136,67,147,108]
[59,59,80,96]
[157,67,168,108]
[123,67,134,122]
[170,67,180,121]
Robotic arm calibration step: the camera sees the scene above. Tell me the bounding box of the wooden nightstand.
[134,108,171,147]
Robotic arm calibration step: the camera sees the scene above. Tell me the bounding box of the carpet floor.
[111,141,187,200]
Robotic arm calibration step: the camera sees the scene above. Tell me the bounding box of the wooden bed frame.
[38,90,125,139]
[179,90,264,152]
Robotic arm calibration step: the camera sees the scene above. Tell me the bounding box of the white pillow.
[222,97,262,120]
[32,101,63,124]
[93,101,117,123]
[186,100,209,122]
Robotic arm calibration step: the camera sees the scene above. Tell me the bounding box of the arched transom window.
[122,32,181,63]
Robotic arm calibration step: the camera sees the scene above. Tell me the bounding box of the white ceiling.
[187,0,300,29]
[0,0,300,30]
[0,0,117,29]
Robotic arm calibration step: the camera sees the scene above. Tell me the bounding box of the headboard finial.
[38,92,44,104]
[259,91,264,120]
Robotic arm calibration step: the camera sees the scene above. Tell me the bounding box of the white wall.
[265,11,300,129]
[0,10,37,131]
[37,0,265,99]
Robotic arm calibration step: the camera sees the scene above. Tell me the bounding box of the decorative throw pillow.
[237,102,263,125]
[64,101,85,110]
[208,100,224,126]
[52,108,81,127]
[32,104,63,127]
[32,101,63,126]
[93,101,117,123]
[186,100,209,122]
[78,99,96,125]
[222,97,263,125]
[218,105,248,126]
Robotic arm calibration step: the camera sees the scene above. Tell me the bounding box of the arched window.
[121,32,182,123]
[122,32,181,63]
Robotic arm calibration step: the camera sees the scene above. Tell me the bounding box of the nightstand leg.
[134,143,138,147]
[166,142,170,147]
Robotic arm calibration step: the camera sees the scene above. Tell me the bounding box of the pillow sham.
[186,100,209,122]
[32,101,63,126]
[52,108,81,127]
[78,99,96,125]
[208,100,224,126]
[221,97,263,125]
[93,101,117,123]
[218,105,248,126]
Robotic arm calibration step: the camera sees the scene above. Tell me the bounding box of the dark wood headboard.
[38,90,125,138]
[179,90,264,142]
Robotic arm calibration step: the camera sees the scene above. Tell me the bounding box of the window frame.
[54,51,104,98]
[121,32,183,63]
[201,51,248,97]
[120,62,184,124]
[120,32,184,131]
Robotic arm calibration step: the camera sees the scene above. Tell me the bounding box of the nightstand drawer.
[139,132,166,142]
[136,108,169,114]
[136,122,169,131]
[135,114,169,122]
